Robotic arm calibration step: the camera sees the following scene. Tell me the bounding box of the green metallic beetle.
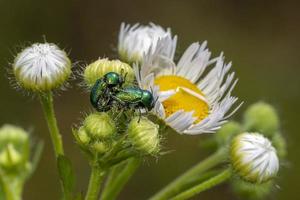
[90,72,124,111]
[112,86,155,111]
[90,72,155,112]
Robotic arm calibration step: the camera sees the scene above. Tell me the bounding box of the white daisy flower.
[230,132,279,183]
[134,38,241,135]
[118,22,177,63]
[13,43,71,92]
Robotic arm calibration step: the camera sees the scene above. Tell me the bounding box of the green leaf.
[57,155,75,199]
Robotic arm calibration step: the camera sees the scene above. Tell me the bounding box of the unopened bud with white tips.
[118,22,177,63]
[230,132,279,183]
[13,43,71,92]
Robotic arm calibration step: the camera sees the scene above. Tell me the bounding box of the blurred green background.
[0,0,299,199]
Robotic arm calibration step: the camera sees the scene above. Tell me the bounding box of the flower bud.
[0,125,28,149]
[127,117,160,155]
[272,132,287,159]
[13,43,71,92]
[0,144,24,170]
[118,23,177,63]
[84,113,116,139]
[215,121,241,146]
[230,133,279,183]
[74,126,112,157]
[77,127,91,145]
[0,125,29,171]
[91,141,109,154]
[83,58,134,87]
[243,102,279,137]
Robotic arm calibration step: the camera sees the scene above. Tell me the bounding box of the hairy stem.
[100,157,141,200]
[85,167,105,200]
[39,91,66,199]
[149,148,227,200]
[172,168,232,200]
[39,91,64,156]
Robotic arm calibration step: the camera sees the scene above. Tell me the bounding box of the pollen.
[154,75,209,123]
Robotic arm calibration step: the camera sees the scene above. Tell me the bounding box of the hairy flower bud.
[74,113,117,158]
[91,141,109,154]
[127,117,160,155]
[230,133,279,183]
[84,113,116,139]
[77,127,91,145]
[13,43,71,92]
[244,102,279,137]
[84,58,134,87]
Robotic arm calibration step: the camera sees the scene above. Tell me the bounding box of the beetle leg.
[138,108,142,123]
[111,96,128,106]
[114,106,125,120]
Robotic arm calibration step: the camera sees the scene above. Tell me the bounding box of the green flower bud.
[127,117,160,155]
[0,125,30,171]
[215,121,242,146]
[83,58,134,87]
[230,133,279,183]
[0,144,23,170]
[77,127,91,145]
[74,126,112,157]
[272,132,287,159]
[0,125,28,151]
[13,43,71,92]
[84,113,116,139]
[91,141,109,154]
[243,102,279,137]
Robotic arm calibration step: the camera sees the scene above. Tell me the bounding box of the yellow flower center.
[154,75,209,123]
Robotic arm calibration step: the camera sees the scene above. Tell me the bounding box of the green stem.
[106,150,137,167]
[0,174,23,200]
[149,148,227,200]
[100,157,141,200]
[39,91,64,156]
[101,162,126,197]
[39,91,66,199]
[85,167,105,200]
[176,169,222,193]
[172,169,232,200]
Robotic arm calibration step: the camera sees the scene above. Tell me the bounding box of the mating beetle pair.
[90,72,155,112]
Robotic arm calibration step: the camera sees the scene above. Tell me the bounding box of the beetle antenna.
[154,96,159,104]
[149,86,154,93]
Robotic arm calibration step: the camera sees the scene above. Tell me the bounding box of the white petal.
[165,110,196,133]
